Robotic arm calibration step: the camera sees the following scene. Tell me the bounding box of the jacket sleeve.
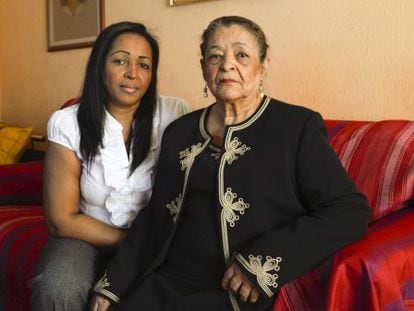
[234,111,371,299]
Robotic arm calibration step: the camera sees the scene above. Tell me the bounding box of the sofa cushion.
[0,161,43,206]
[0,126,33,164]
[325,120,414,222]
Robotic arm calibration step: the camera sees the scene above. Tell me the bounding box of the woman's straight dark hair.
[77,21,159,174]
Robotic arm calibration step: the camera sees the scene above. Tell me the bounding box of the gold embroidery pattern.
[94,271,120,303]
[218,136,251,263]
[211,152,220,160]
[166,193,183,217]
[168,140,209,224]
[222,187,250,227]
[222,137,250,165]
[235,253,282,297]
[179,143,203,170]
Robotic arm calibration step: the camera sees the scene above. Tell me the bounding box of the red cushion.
[0,161,43,206]
[0,206,47,311]
[325,120,414,222]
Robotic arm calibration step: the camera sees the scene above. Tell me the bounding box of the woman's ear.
[261,56,270,78]
[200,58,207,80]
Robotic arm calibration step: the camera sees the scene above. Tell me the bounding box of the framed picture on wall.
[169,0,217,6]
[47,0,105,51]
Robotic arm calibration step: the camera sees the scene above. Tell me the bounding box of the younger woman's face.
[104,33,153,110]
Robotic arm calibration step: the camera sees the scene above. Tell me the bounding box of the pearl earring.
[259,80,265,97]
[203,84,209,98]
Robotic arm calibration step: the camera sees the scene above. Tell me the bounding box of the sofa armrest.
[325,207,414,310]
[0,161,43,205]
[273,207,414,311]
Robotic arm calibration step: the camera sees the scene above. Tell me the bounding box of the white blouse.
[47,95,189,228]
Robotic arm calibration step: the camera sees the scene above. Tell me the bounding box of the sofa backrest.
[325,120,414,223]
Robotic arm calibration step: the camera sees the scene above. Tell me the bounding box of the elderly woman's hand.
[90,295,112,311]
[221,262,260,303]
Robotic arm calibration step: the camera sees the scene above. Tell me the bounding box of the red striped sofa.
[0,161,45,310]
[0,119,413,311]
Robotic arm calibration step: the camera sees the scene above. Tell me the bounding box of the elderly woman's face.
[202,25,267,103]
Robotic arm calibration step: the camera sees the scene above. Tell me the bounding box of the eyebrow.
[109,50,151,60]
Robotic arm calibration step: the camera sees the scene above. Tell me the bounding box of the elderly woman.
[91,16,370,311]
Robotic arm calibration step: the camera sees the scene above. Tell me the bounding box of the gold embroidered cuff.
[234,253,282,298]
[94,272,120,304]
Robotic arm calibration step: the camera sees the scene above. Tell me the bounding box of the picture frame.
[169,0,216,6]
[47,0,105,51]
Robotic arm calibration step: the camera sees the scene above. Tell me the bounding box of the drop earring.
[203,84,209,98]
[259,80,265,97]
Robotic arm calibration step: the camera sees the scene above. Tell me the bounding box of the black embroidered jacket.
[94,97,371,310]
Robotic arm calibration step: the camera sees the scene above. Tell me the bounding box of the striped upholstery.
[0,206,47,311]
[0,161,45,311]
[274,207,414,311]
[325,120,414,222]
